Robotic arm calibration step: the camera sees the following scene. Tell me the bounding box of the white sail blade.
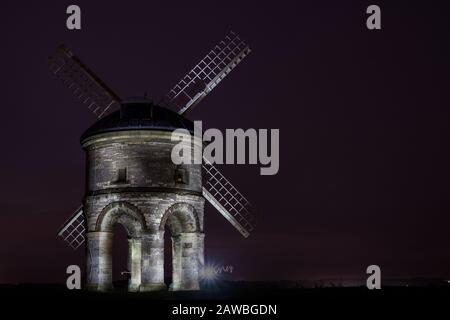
[161,31,251,115]
[202,157,255,238]
[57,206,86,250]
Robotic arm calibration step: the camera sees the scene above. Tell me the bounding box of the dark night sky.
[1,0,450,284]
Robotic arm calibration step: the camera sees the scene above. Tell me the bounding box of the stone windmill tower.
[50,32,254,292]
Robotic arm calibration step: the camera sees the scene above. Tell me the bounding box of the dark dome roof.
[80,98,194,142]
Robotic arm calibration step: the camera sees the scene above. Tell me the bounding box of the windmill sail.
[202,157,255,238]
[161,31,251,115]
[53,32,254,250]
[48,44,121,119]
[57,206,86,250]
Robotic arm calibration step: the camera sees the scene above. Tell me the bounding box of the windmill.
[50,31,255,291]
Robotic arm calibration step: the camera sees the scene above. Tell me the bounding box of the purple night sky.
[0,0,449,284]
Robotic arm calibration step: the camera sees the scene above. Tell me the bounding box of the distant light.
[201,264,219,281]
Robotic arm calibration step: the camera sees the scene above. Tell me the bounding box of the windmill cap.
[80,99,194,143]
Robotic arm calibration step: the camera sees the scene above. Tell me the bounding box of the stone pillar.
[197,233,205,281]
[127,237,142,292]
[171,232,204,291]
[85,231,113,291]
[140,231,166,291]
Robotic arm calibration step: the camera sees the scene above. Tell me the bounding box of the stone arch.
[96,201,146,237]
[159,202,200,235]
[160,202,203,291]
[88,201,147,292]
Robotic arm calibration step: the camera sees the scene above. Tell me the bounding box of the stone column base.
[170,282,200,291]
[139,283,167,292]
[128,283,140,292]
[84,283,114,292]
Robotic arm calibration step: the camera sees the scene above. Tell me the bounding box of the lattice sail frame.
[161,31,251,115]
[202,157,255,238]
[49,44,121,119]
[57,207,86,250]
[53,31,255,250]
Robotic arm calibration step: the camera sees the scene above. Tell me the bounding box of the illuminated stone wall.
[81,130,204,292]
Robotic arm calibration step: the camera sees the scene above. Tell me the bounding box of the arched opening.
[89,202,145,291]
[160,203,203,290]
[164,225,173,286]
[112,224,129,291]
[163,206,196,288]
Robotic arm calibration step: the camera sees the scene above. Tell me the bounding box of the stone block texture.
[81,130,204,292]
